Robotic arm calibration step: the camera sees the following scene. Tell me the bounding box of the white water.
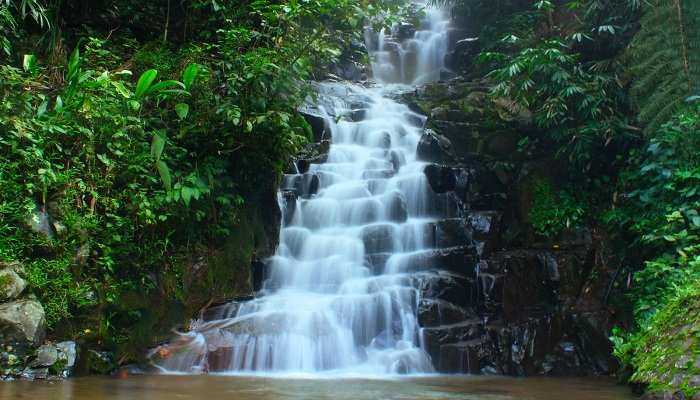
[368,4,450,85]
[152,3,452,376]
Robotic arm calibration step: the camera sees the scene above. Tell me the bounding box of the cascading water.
[368,3,450,85]
[151,2,452,376]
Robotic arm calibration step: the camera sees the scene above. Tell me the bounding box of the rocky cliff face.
[292,76,621,377]
[394,78,620,376]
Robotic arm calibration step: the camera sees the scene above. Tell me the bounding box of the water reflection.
[0,375,633,400]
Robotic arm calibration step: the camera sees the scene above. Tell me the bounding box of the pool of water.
[0,375,634,400]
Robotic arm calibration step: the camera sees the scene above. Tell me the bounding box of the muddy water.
[0,375,633,400]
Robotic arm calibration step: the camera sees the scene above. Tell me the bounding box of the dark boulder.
[424,164,457,193]
[361,224,396,254]
[416,130,456,164]
[418,298,474,327]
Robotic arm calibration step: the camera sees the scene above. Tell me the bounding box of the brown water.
[0,375,634,400]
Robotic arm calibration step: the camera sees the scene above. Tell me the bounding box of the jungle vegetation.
[1,0,699,395]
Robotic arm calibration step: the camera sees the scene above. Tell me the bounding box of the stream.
[1,375,633,400]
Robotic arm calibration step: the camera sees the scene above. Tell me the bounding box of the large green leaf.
[182,64,198,90]
[175,103,189,120]
[67,47,80,82]
[135,69,158,99]
[151,132,166,161]
[156,160,171,191]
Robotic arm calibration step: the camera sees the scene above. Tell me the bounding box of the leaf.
[182,64,198,90]
[23,54,37,73]
[175,103,189,120]
[692,216,700,228]
[97,153,111,166]
[54,96,63,112]
[181,186,195,206]
[67,47,80,81]
[156,160,172,191]
[151,132,166,161]
[135,69,158,99]
[37,99,48,116]
[111,81,131,98]
[148,80,185,96]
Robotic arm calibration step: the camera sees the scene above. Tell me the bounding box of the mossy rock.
[630,281,700,397]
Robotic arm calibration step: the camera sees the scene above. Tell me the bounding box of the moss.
[627,280,700,396]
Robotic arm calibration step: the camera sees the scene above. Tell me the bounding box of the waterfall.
[151,2,452,376]
[368,3,450,85]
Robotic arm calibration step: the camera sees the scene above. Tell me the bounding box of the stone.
[432,218,471,249]
[395,22,416,41]
[416,130,456,164]
[418,298,474,327]
[31,344,58,367]
[389,246,478,276]
[25,207,55,239]
[281,190,297,226]
[424,164,457,193]
[0,268,26,302]
[467,211,502,240]
[438,339,485,373]
[361,224,395,254]
[0,299,46,345]
[299,111,329,142]
[21,366,49,380]
[385,191,408,223]
[413,271,474,307]
[56,341,77,369]
[422,319,484,368]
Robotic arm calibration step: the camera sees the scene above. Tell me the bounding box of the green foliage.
[480,34,630,173]
[0,0,398,361]
[629,0,700,133]
[606,103,700,394]
[529,179,586,238]
[606,103,700,320]
[0,0,50,56]
[612,279,700,397]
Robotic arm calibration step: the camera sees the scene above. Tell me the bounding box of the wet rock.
[388,150,406,172]
[418,299,474,327]
[21,366,49,380]
[361,224,395,254]
[385,191,409,223]
[365,253,392,274]
[31,344,58,367]
[432,218,472,249]
[395,22,416,41]
[0,268,26,302]
[483,251,560,322]
[300,111,329,142]
[57,341,77,370]
[467,211,502,241]
[430,192,463,219]
[282,173,321,198]
[0,299,46,345]
[391,246,478,276]
[416,130,456,164]
[281,190,297,226]
[438,339,484,373]
[424,164,457,193]
[345,108,368,121]
[422,319,484,368]
[413,271,474,307]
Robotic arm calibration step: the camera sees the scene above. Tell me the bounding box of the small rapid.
[151,2,453,376]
